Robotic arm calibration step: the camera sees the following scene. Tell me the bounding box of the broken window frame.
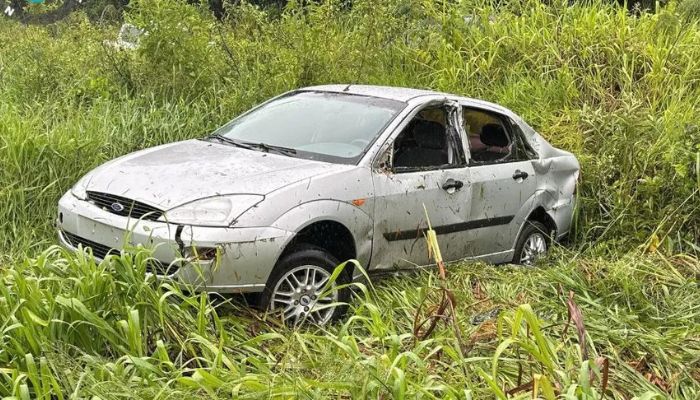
[508,118,539,161]
[375,100,467,174]
[460,106,525,166]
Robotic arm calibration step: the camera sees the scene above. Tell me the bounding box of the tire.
[260,244,352,326]
[513,221,550,265]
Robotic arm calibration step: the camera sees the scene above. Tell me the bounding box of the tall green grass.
[0,0,699,397]
[0,246,697,398]
[0,0,698,257]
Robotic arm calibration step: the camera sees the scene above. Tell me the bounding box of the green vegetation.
[1,247,697,398]
[0,0,698,398]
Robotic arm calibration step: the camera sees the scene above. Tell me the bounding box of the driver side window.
[392,105,461,171]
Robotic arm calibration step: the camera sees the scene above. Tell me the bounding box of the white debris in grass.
[104,23,147,51]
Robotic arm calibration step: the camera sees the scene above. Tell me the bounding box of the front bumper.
[57,191,294,293]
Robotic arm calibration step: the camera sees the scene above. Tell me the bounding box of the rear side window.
[508,120,538,160]
[462,107,513,164]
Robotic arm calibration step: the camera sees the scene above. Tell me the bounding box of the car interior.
[471,123,512,162]
[462,108,513,164]
[392,106,455,169]
[389,105,539,170]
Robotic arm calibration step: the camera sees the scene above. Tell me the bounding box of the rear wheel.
[261,245,351,326]
[513,221,550,265]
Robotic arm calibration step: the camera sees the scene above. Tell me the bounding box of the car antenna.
[342,84,351,92]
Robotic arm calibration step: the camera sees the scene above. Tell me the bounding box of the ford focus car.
[57,85,579,324]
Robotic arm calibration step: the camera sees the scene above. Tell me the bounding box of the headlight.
[70,174,91,200]
[159,195,263,226]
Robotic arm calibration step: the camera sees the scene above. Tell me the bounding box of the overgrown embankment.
[1,246,698,398]
[0,0,698,397]
[0,0,698,255]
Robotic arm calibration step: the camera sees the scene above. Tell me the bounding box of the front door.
[371,101,473,269]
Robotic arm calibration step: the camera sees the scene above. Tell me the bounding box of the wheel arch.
[281,220,356,264]
[270,200,373,273]
[526,206,558,237]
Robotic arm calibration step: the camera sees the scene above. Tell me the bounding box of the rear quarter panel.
[530,134,580,239]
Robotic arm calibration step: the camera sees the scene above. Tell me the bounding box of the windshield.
[211,91,406,164]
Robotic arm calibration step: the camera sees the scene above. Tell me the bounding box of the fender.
[271,199,374,267]
[511,189,572,251]
[509,190,553,250]
[510,154,579,249]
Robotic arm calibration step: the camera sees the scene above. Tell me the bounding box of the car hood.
[83,139,345,210]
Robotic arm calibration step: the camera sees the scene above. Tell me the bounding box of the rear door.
[461,106,538,257]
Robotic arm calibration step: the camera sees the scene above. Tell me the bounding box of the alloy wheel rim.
[520,233,547,265]
[270,265,337,325]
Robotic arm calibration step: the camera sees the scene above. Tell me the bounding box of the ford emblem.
[110,202,125,212]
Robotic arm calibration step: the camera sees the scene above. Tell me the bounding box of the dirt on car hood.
[82,139,344,210]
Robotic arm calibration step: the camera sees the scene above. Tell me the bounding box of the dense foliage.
[0,247,697,398]
[0,0,698,398]
[1,0,698,255]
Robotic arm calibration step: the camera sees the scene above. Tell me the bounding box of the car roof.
[301,84,515,116]
[302,84,442,102]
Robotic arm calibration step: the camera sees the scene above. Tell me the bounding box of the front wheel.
[260,245,351,326]
[513,221,550,265]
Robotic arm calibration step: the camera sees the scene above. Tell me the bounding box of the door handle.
[442,178,464,191]
[512,170,529,181]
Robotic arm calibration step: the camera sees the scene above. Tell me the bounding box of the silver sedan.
[57,85,580,324]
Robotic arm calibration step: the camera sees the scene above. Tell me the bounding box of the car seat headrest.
[480,123,510,147]
[413,120,446,150]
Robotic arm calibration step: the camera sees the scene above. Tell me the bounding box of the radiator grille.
[61,231,179,275]
[86,191,163,221]
[62,231,116,260]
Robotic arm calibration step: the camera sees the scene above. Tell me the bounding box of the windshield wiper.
[205,134,255,150]
[249,142,297,157]
[204,135,297,157]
